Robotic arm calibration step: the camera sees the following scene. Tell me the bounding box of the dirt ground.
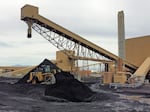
[0,77,150,112]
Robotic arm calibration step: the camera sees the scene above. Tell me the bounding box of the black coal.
[45,71,95,102]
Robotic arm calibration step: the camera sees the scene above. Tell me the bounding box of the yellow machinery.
[27,71,56,84]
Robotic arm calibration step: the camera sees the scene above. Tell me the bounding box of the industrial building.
[126,35,150,67]
[0,5,149,87]
[1,4,150,112]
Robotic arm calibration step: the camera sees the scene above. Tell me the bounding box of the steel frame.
[27,20,111,64]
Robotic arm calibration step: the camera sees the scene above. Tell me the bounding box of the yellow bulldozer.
[27,70,57,84]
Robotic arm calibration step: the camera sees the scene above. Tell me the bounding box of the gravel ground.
[0,77,150,112]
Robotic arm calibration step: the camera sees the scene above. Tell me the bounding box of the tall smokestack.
[118,11,125,59]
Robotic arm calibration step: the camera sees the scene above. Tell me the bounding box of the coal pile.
[45,71,95,102]
[16,59,96,102]
[17,73,30,84]
[54,71,74,83]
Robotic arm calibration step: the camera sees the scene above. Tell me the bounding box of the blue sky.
[0,0,150,65]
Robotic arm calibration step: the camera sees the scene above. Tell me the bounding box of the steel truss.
[27,20,112,63]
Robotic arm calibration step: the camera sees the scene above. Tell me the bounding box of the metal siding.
[126,36,150,67]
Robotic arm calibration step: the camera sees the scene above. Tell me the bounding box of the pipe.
[27,21,33,38]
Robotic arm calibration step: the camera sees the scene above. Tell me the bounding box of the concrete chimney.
[118,11,125,59]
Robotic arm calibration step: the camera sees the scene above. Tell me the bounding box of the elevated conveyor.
[21,4,137,71]
[133,57,150,83]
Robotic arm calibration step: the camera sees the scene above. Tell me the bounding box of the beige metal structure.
[56,50,75,72]
[126,35,150,67]
[134,57,150,76]
[20,4,150,86]
[114,73,127,84]
[21,4,136,72]
[113,57,150,84]
[133,57,150,83]
[103,72,113,84]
